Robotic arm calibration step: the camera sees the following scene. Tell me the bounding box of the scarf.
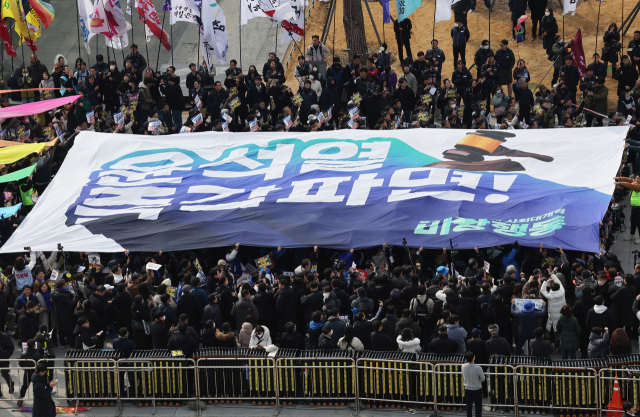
[40,290,53,311]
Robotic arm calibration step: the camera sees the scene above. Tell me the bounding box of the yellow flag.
[2,0,38,47]
[0,142,45,165]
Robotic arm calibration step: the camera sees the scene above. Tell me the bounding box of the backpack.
[415,298,429,323]
[357,297,372,318]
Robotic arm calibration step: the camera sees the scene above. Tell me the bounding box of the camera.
[333,259,346,271]
[386,243,394,250]
[633,250,639,254]
[582,80,595,91]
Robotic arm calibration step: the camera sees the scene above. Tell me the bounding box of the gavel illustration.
[442,131,554,163]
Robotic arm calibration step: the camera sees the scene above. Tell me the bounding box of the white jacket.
[397,336,422,353]
[337,336,365,352]
[249,326,272,348]
[541,276,566,332]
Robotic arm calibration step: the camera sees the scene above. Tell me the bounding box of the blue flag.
[396,0,421,22]
[381,0,390,23]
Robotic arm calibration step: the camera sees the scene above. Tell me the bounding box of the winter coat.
[381,314,399,349]
[73,325,97,349]
[325,317,346,345]
[586,305,615,332]
[131,303,152,349]
[318,334,336,350]
[275,287,298,330]
[176,293,202,330]
[300,291,324,323]
[485,333,512,358]
[238,322,253,348]
[370,330,395,351]
[150,321,170,349]
[395,316,421,338]
[447,324,468,354]
[572,293,595,335]
[427,334,460,353]
[203,303,223,330]
[90,292,116,329]
[397,336,422,353]
[552,42,569,69]
[231,297,259,332]
[541,279,566,331]
[444,295,472,332]
[167,331,198,357]
[556,315,581,352]
[529,337,553,360]
[588,331,610,358]
[249,326,272,348]
[280,331,305,350]
[511,304,546,337]
[353,320,374,350]
[611,284,637,328]
[19,311,39,342]
[338,336,365,352]
[602,30,621,63]
[541,16,558,50]
[114,291,133,331]
[216,331,237,348]
[32,372,55,417]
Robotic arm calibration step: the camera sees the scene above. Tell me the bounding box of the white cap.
[104,284,114,291]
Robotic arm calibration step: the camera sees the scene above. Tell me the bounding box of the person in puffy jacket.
[249,325,272,349]
[397,328,422,353]
[588,327,610,358]
[541,276,566,335]
[337,325,365,352]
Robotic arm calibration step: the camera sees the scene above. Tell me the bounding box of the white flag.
[241,0,264,25]
[563,0,577,14]
[434,0,452,24]
[78,0,96,54]
[108,32,129,49]
[126,0,131,14]
[89,0,110,33]
[259,0,295,23]
[281,0,304,44]
[201,0,228,66]
[170,0,200,25]
[145,24,152,42]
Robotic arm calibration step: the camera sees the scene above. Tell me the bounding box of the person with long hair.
[603,23,621,76]
[338,325,365,352]
[556,305,581,359]
[397,328,422,353]
[610,328,632,355]
[35,282,54,329]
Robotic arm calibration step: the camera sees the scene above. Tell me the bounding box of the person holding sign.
[511,298,547,354]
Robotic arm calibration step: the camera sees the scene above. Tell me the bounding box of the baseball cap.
[471,328,481,337]
[437,266,449,276]
[104,284,114,291]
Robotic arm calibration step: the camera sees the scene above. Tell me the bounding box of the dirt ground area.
[285,0,634,109]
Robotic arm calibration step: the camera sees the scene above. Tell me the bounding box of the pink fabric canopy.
[0,95,80,118]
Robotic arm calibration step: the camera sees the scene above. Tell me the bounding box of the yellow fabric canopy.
[0,142,45,164]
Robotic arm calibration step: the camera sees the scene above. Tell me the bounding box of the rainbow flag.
[124,249,130,256]
[27,0,55,29]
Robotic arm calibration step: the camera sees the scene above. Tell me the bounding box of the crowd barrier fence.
[0,359,37,408]
[20,352,640,416]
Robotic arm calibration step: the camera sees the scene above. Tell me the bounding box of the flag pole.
[156,6,168,72]
[275,23,278,55]
[531,25,581,96]
[239,0,242,69]
[432,3,436,41]
[75,0,82,62]
[595,0,602,53]
[130,2,135,45]
[332,0,336,60]
[171,23,173,66]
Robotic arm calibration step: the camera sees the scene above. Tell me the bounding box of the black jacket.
[0,332,13,361]
[529,337,553,361]
[150,320,171,349]
[572,294,595,334]
[393,17,412,41]
[113,290,133,330]
[167,331,198,357]
[113,337,136,358]
[73,325,98,349]
[611,284,637,327]
[177,293,202,329]
[160,83,185,110]
[280,331,305,350]
[494,283,515,303]
[427,334,460,353]
[90,293,116,329]
[203,303,223,329]
[32,372,55,417]
[158,303,178,329]
[370,330,395,351]
[51,288,79,335]
[19,311,39,343]
[318,334,336,350]
[275,286,298,328]
[467,339,488,364]
[353,320,374,350]
[586,306,615,332]
[74,306,99,332]
[301,291,324,323]
[485,333,512,357]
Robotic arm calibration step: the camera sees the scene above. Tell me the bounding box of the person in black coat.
[0,331,13,395]
[176,286,202,333]
[586,296,615,333]
[131,296,152,349]
[494,277,515,303]
[427,326,461,353]
[112,327,136,358]
[513,78,535,121]
[113,283,133,333]
[158,293,178,330]
[370,320,395,351]
[301,282,324,323]
[616,55,639,97]
[603,24,621,74]
[167,322,198,357]
[275,279,298,334]
[17,339,41,404]
[353,313,374,350]
[90,287,116,348]
[159,76,185,130]
[485,324,512,357]
[611,275,637,331]
[318,326,336,350]
[203,294,223,330]
[247,76,269,109]
[280,322,305,350]
[541,9,558,56]
[150,310,172,349]
[51,281,79,347]
[572,286,596,358]
[74,300,99,332]
[31,363,56,417]
[528,0,548,41]
[19,301,39,343]
[73,317,99,349]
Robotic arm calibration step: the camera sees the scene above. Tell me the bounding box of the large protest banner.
[0,128,626,253]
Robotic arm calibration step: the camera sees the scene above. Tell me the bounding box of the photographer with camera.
[585,76,608,127]
[603,23,621,76]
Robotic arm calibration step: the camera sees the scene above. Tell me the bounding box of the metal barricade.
[599,367,640,417]
[485,363,516,414]
[275,353,357,408]
[356,356,434,411]
[196,356,277,409]
[117,357,196,413]
[43,356,118,413]
[515,365,599,417]
[433,362,467,412]
[0,358,37,408]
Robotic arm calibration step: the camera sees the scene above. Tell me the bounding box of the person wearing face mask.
[451,20,471,68]
[474,40,493,78]
[318,325,337,350]
[18,68,35,104]
[321,286,341,320]
[541,9,558,56]
[528,0,547,42]
[551,36,570,85]
[586,295,615,335]
[378,43,391,71]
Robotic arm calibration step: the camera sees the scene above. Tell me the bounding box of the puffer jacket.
[397,336,422,353]
[541,278,566,331]
[249,325,272,348]
[337,336,365,352]
[238,322,253,348]
[556,314,581,352]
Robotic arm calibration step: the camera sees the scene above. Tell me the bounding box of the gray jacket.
[447,323,468,354]
[230,297,259,332]
[587,331,609,358]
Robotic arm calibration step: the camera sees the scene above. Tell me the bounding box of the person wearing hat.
[485,323,511,357]
[467,328,487,364]
[427,325,460,353]
[511,298,547,355]
[559,55,581,103]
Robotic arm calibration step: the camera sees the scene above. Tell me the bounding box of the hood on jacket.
[594,305,608,314]
[241,322,253,331]
[309,320,324,331]
[216,331,235,341]
[589,332,605,341]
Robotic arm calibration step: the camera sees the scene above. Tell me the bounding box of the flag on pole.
[397,0,421,22]
[108,32,129,49]
[89,0,110,32]
[0,14,17,57]
[145,23,152,42]
[281,0,304,44]
[515,15,527,43]
[78,0,96,54]
[22,1,43,42]
[2,0,37,50]
[570,28,586,78]
[241,0,264,25]
[434,0,451,23]
[137,0,171,50]
[381,0,390,23]
[169,0,199,25]
[27,0,55,28]
[162,0,171,11]
[563,0,577,14]
[102,0,132,41]
[258,0,294,23]
[126,0,131,14]
[200,0,228,65]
